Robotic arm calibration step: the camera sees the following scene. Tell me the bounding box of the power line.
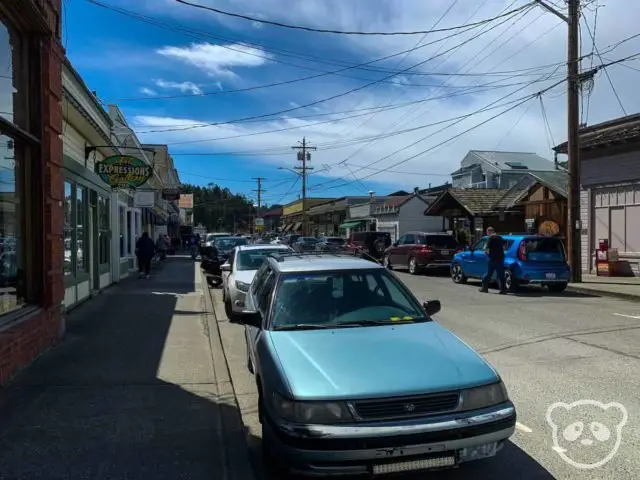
[174,0,535,36]
[581,9,627,116]
[138,5,534,136]
[252,177,266,210]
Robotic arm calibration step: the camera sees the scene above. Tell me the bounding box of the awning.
[293,222,302,231]
[282,224,292,232]
[339,220,364,229]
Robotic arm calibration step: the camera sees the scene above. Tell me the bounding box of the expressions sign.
[95,155,153,189]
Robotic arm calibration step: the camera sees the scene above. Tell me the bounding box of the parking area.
[207,266,640,479]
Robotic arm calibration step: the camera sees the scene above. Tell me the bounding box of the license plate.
[441,250,449,256]
[546,273,557,280]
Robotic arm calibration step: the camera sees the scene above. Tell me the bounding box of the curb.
[201,268,257,480]
[567,285,640,302]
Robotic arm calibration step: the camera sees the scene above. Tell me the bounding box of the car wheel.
[451,263,467,284]
[504,270,518,292]
[408,257,420,275]
[548,283,568,293]
[225,298,236,321]
[384,254,393,270]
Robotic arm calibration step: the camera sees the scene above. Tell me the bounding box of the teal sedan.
[240,253,516,477]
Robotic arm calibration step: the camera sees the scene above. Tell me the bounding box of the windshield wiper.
[336,318,428,327]
[273,324,336,331]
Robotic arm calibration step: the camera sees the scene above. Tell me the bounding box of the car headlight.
[460,381,509,411]
[271,393,353,424]
[235,280,250,292]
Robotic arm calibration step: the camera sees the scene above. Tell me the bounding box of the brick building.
[0,1,65,384]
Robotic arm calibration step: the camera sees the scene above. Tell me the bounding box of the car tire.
[504,270,518,292]
[225,298,236,321]
[408,256,420,275]
[451,263,467,284]
[384,254,393,270]
[548,283,568,293]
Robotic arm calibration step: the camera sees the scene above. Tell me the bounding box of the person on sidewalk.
[156,233,168,261]
[480,226,507,294]
[136,232,156,278]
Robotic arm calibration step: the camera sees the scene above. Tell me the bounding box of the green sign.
[95,155,153,189]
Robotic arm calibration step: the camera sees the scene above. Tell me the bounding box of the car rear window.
[523,238,565,261]
[422,235,458,248]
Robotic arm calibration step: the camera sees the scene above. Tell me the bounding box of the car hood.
[267,322,497,401]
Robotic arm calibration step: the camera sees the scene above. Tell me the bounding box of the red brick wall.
[0,0,64,386]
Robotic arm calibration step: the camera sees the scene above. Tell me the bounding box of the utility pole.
[252,177,266,210]
[291,137,316,235]
[535,0,581,282]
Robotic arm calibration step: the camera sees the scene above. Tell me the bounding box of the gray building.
[554,114,640,276]
[451,150,558,190]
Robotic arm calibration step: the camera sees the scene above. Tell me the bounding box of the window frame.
[0,11,45,317]
[97,195,110,272]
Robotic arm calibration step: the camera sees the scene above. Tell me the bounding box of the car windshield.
[421,235,458,248]
[299,237,318,243]
[237,249,285,271]
[524,237,566,260]
[215,237,248,250]
[271,269,425,329]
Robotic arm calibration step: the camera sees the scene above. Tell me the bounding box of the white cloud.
[139,87,157,96]
[115,0,640,194]
[156,42,271,78]
[154,79,204,95]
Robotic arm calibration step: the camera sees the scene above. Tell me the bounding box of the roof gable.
[466,150,556,172]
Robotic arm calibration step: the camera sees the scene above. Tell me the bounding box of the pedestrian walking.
[156,233,168,261]
[136,232,156,279]
[480,226,507,294]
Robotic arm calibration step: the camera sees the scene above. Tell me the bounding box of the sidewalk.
[567,274,640,301]
[0,257,254,480]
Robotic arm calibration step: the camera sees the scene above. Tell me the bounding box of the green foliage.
[180,183,261,232]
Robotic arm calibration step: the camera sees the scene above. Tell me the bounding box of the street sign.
[95,155,153,189]
[255,218,265,226]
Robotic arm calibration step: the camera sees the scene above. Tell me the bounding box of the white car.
[221,244,292,319]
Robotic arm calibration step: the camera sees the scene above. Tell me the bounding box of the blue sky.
[63,0,639,206]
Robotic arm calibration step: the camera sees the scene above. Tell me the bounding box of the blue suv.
[450,235,571,292]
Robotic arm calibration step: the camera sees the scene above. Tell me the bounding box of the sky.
[63,0,640,206]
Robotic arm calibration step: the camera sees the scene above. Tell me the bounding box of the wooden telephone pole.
[535,0,582,282]
[252,177,266,233]
[291,138,316,235]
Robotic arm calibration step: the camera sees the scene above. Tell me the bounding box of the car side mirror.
[240,311,262,328]
[423,300,441,317]
[221,263,231,272]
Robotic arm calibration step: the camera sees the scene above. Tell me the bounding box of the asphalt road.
[210,267,640,480]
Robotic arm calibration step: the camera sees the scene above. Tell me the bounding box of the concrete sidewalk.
[0,257,254,480]
[568,274,640,302]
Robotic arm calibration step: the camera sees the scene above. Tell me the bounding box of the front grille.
[353,393,460,420]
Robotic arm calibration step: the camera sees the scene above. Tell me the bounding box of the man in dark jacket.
[136,232,156,278]
[480,226,507,294]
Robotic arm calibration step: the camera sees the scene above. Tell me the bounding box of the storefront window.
[0,17,29,315]
[126,210,132,255]
[63,181,73,275]
[98,196,110,266]
[76,186,86,272]
[119,206,126,258]
[0,134,23,314]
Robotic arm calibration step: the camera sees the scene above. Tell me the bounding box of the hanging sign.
[94,155,153,189]
[162,188,180,201]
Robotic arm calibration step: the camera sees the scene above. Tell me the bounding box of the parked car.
[214,236,249,263]
[292,236,318,252]
[283,234,301,247]
[221,244,292,319]
[450,234,570,292]
[315,236,346,252]
[239,253,516,476]
[345,231,391,262]
[383,232,459,274]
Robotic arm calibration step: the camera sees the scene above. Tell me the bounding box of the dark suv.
[383,232,460,274]
[346,231,391,262]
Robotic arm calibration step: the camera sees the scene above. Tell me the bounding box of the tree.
[180,183,256,232]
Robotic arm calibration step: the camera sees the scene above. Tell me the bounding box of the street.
[209,266,640,480]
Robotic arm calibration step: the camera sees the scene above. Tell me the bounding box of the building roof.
[553,113,640,153]
[467,150,556,171]
[486,170,569,210]
[451,164,480,177]
[259,207,282,218]
[424,188,507,216]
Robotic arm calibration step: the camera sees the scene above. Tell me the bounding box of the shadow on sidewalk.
[0,258,245,480]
